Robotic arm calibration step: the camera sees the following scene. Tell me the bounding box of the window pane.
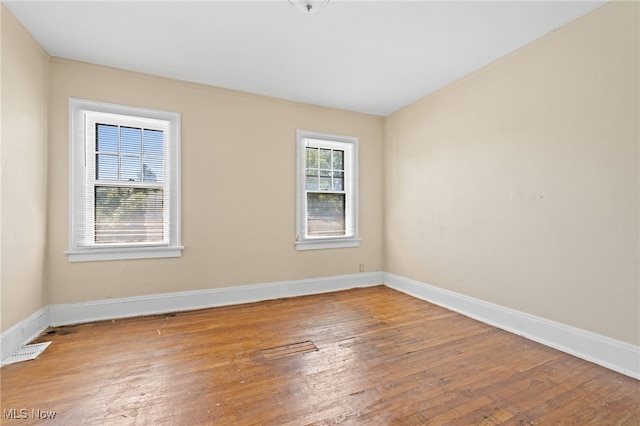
[120,156,142,181]
[120,127,142,155]
[95,186,164,243]
[305,147,318,169]
[143,159,163,182]
[319,148,332,169]
[333,171,344,191]
[96,124,118,152]
[332,150,344,170]
[96,154,118,180]
[319,170,332,190]
[143,129,164,156]
[306,193,345,237]
[306,174,319,191]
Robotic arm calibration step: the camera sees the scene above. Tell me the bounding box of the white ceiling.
[4,1,606,116]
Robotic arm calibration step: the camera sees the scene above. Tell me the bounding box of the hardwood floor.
[1,286,638,425]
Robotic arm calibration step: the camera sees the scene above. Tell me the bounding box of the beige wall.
[384,2,639,345]
[1,7,50,332]
[46,58,384,304]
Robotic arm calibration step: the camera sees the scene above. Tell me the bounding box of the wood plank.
[262,341,319,359]
[1,286,638,424]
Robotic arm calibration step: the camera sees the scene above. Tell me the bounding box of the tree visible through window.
[305,146,346,237]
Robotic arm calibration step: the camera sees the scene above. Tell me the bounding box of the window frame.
[67,98,182,262]
[295,130,360,251]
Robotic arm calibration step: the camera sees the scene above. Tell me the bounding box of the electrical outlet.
[359,263,365,272]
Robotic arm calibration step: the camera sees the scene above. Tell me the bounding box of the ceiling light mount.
[289,0,330,14]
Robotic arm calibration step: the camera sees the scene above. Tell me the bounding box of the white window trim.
[66,98,183,262]
[295,130,360,251]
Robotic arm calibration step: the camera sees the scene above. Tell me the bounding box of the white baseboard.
[48,272,384,326]
[1,307,49,365]
[384,272,640,379]
[3,271,638,379]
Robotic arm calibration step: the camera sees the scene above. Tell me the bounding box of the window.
[296,130,359,250]
[67,99,182,262]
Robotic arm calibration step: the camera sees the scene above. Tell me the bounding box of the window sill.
[295,238,360,251]
[66,246,184,262]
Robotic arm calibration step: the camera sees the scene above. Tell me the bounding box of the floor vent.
[3,342,52,365]
[262,340,318,360]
